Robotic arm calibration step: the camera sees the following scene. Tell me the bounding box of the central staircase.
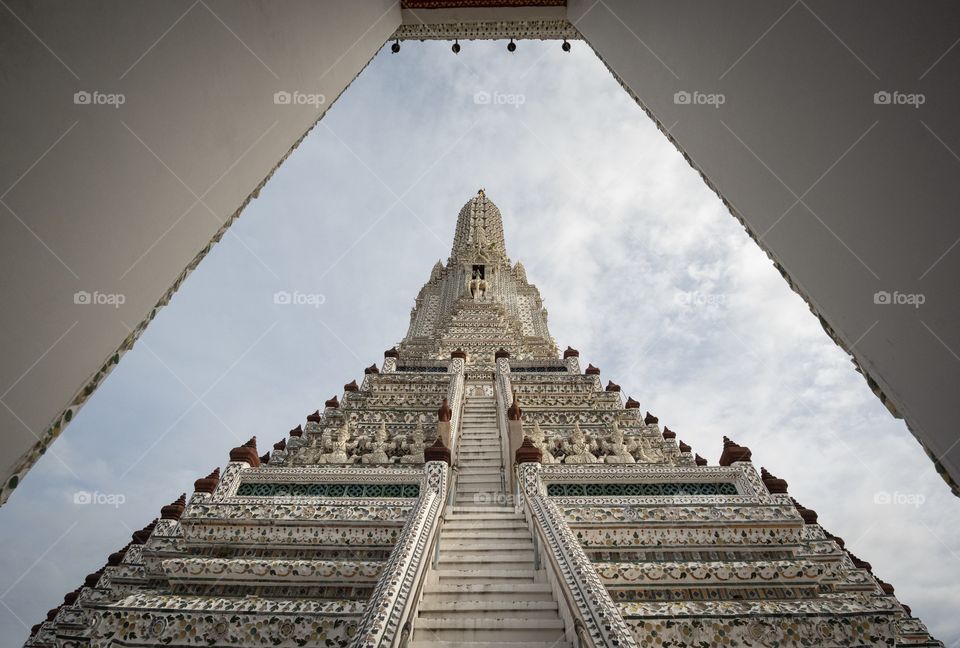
[411,388,571,647]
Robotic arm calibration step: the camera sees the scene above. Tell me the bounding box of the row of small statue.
[529,420,666,464]
[291,419,665,466]
[294,421,427,465]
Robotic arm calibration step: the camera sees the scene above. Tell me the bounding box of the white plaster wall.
[570,0,960,490]
[0,0,400,500]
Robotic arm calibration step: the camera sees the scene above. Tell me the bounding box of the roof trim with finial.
[229,437,260,466]
[718,436,752,465]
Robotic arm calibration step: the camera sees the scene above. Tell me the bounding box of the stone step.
[413,618,565,642]
[438,555,534,568]
[445,512,524,521]
[449,505,516,513]
[454,496,510,506]
[442,528,530,540]
[438,558,534,572]
[435,569,540,584]
[417,599,559,619]
[444,519,526,531]
[411,642,572,648]
[424,582,554,601]
[440,540,533,551]
[457,475,501,484]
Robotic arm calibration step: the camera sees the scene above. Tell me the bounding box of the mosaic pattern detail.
[547,482,737,497]
[236,482,420,498]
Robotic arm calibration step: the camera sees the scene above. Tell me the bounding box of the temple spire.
[449,188,508,266]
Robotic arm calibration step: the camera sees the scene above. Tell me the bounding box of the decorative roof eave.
[393,19,580,41]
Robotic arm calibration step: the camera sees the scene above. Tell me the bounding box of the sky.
[1,39,958,645]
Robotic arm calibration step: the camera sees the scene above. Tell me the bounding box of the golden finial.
[478,188,485,196]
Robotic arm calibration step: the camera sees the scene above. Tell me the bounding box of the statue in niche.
[469,270,488,301]
[400,422,426,464]
[362,422,392,464]
[529,420,558,464]
[604,421,636,464]
[563,422,598,464]
[320,420,350,464]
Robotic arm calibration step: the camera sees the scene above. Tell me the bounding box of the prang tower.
[28,191,940,648]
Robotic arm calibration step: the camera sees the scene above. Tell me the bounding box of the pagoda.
[26,191,941,647]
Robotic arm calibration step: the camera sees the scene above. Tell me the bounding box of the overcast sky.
[1,39,957,645]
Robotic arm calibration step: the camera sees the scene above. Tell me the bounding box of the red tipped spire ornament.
[160,493,186,520]
[307,409,322,423]
[760,467,789,494]
[644,412,659,425]
[384,347,399,359]
[324,395,339,409]
[289,424,304,437]
[131,519,157,545]
[229,437,260,467]
[344,379,359,392]
[494,348,511,360]
[678,439,691,453]
[585,364,600,375]
[273,438,286,451]
[718,436,752,466]
[259,451,270,465]
[661,426,676,439]
[424,436,451,465]
[107,544,130,565]
[515,436,542,464]
[365,363,380,374]
[437,398,452,422]
[849,553,872,571]
[791,498,818,524]
[194,467,220,494]
[605,381,621,392]
[84,569,104,587]
[563,346,579,358]
[450,348,467,360]
[695,454,708,466]
[625,397,640,409]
